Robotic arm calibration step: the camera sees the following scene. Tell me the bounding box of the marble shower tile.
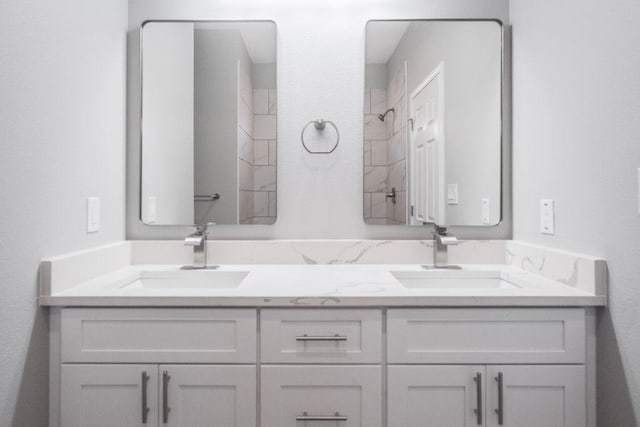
[370,140,387,166]
[387,160,406,191]
[254,165,276,191]
[387,128,407,163]
[252,89,269,114]
[237,129,253,163]
[268,89,277,114]
[254,140,269,165]
[370,89,387,115]
[239,159,254,191]
[268,140,277,165]
[393,95,406,135]
[254,115,276,140]
[364,115,387,140]
[253,191,269,217]
[363,193,371,218]
[364,140,371,166]
[371,192,387,218]
[364,166,387,192]
[238,98,253,137]
[268,192,277,217]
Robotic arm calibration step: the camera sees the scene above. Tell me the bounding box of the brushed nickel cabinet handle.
[495,372,504,425]
[296,412,348,421]
[473,372,482,425]
[162,370,171,423]
[295,334,347,341]
[141,371,150,424]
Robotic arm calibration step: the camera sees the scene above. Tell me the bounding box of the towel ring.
[301,119,340,154]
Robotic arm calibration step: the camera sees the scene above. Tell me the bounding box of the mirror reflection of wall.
[364,20,502,227]
[141,21,277,226]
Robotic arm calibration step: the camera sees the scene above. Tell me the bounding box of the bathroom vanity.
[39,15,605,427]
[41,240,605,427]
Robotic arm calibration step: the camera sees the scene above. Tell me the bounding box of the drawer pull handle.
[295,334,347,341]
[495,372,504,425]
[296,412,348,421]
[473,372,482,425]
[162,370,171,423]
[141,371,150,424]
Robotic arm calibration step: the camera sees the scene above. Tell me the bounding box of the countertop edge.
[39,295,606,308]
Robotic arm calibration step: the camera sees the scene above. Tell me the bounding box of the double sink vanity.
[41,240,605,427]
[38,14,606,427]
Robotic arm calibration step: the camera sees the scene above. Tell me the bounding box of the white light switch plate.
[87,197,100,233]
[447,184,459,205]
[540,199,555,235]
[481,198,490,224]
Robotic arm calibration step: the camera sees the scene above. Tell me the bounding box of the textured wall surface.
[0,0,128,425]
[510,1,640,425]
[126,0,511,240]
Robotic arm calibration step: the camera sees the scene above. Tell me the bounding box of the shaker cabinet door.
[160,365,256,427]
[261,366,382,427]
[485,365,586,427]
[388,365,484,427]
[61,364,158,427]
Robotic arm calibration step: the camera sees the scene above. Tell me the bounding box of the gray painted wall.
[510,1,640,425]
[0,0,128,425]
[366,64,388,90]
[126,0,511,240]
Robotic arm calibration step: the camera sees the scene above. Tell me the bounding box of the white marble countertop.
[40,263,605,307]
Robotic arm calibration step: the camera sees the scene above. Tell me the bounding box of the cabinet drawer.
[387,308,585,364]
[261,366,382,427]
[61,308,256,363]
[261,309,382,363]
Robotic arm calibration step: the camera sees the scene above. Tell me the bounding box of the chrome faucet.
[182,223,217,270]
[431,225,459,269]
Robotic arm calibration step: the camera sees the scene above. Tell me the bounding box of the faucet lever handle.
[184,234,204,246]
[439,235,459,246]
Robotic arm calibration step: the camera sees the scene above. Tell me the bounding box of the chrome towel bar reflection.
[194,193,220,202]
[301,119,340,154]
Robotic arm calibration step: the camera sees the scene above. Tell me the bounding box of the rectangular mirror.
[363,20,502,226]
[140,20,277,226]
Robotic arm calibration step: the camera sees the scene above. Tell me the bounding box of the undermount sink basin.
[121,270,249,289]
[390,271,520,289]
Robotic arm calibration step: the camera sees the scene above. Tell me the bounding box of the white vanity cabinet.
[51,307,593,427]
[53,308,258,427]
[387,308,589,427]
[61,364,159,427]
[261,366,382,427]
[260,309,383,427]
[388,365,585,427]
[61,364,255,427]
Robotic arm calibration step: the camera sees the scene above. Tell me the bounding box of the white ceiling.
[196,22,276,64]
[366,21,410,64]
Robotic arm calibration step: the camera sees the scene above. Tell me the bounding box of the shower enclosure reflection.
[140,21,277,226]
[363,20,502,226]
